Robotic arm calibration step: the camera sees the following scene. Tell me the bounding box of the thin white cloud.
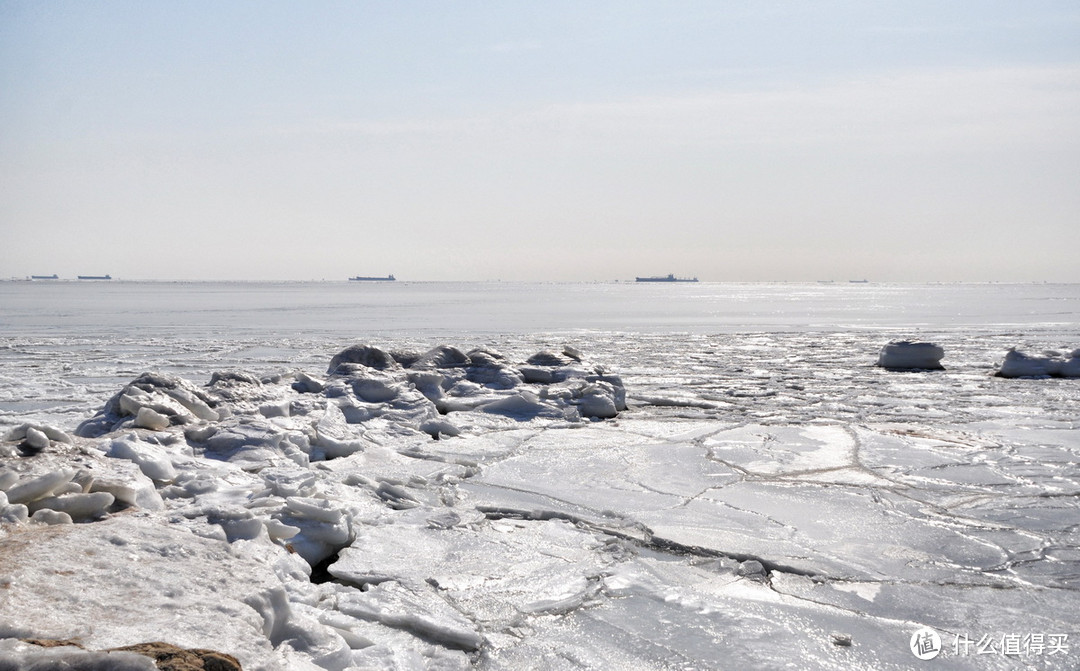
[272,65,1080,159]
[524,65,1080,153]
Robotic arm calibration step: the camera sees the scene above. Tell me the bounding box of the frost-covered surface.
[1,282,1079,670]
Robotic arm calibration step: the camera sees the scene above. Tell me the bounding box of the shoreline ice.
[1,332,1078,670]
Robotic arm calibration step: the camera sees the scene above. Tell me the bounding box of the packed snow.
[1,281,1078,670]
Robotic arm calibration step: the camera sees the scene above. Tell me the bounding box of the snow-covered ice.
[997,348,1080,378]
[1,281,1078,670]
[876,340,945,370]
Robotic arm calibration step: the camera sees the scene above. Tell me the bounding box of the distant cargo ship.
[349,274,396,282]
[31,274,59,280]
[77,275,112,280]
[635,274,698,283]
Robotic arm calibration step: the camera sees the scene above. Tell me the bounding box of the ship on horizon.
[635,273,698,283]
[77,274,112,280]
[30,274,59,280]
[349,274,396,282]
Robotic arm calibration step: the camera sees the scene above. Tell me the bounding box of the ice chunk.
[465,347,505,366]
[107,435,178,483]
[77,372,222,436]
[328,344,401,374]
[563,345,584,361]
[998,348,1080,378]
[315,402,365,458]
[26,491,114,521]
[23,426,51,450]
[479,391,566,419]
[465,363,523,389]
[264,518,301,541]
[134,406,171,431]
[4,468,77,504]
[526,351,571,367]
[518,366,555,384]
[262,469,317,498]
[284,497,344,524]
[876,341,945,370]
[164,386,220,421]
[30,508,73,525]
[90,465,165,511]
[575,383,620,419]
[4,423,74,445]
[418,419,461,438]
[220,516,267,541]
[0,641,158,670]
[279,496,353,564]
[1061,351,1080,377]
[292,371,326,394]
[336,581,484,651]
[352,377,400,403]
[0,502,28,523]
[411,345,470,369]
[407,371,446,402]
[259,400,291,418]
[211,370,263,386]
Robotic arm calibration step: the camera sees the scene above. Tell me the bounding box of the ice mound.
[875,341,945,371]
[75,372,222,437]
[0,452,146,525]
[2,423,74,457]
[0,343,627,668]
[996,348,1080,378]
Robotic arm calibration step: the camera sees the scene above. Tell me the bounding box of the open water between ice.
[0,281,1078,670]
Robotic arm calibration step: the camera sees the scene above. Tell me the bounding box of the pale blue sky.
[2,1,1078,281]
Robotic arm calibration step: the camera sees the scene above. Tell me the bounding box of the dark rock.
[112,641,243,670]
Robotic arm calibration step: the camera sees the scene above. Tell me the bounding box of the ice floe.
[876,340,945,370]
[997,348,1080,378]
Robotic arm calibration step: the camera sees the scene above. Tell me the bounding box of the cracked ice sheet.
[468,418,1080,581]
[469,421,1014,580]
[461,423,742,516]
[459,417,1079,668]
[483,552,1031,671]
[330,517,620,631]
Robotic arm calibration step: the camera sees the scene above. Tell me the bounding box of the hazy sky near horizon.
[2,1,1078,282]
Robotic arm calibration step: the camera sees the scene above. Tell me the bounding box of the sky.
[1,1,1078,282]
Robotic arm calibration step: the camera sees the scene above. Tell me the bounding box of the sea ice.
[1,333,1078,670]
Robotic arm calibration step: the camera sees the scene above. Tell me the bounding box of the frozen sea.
[0,281,1078,670]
